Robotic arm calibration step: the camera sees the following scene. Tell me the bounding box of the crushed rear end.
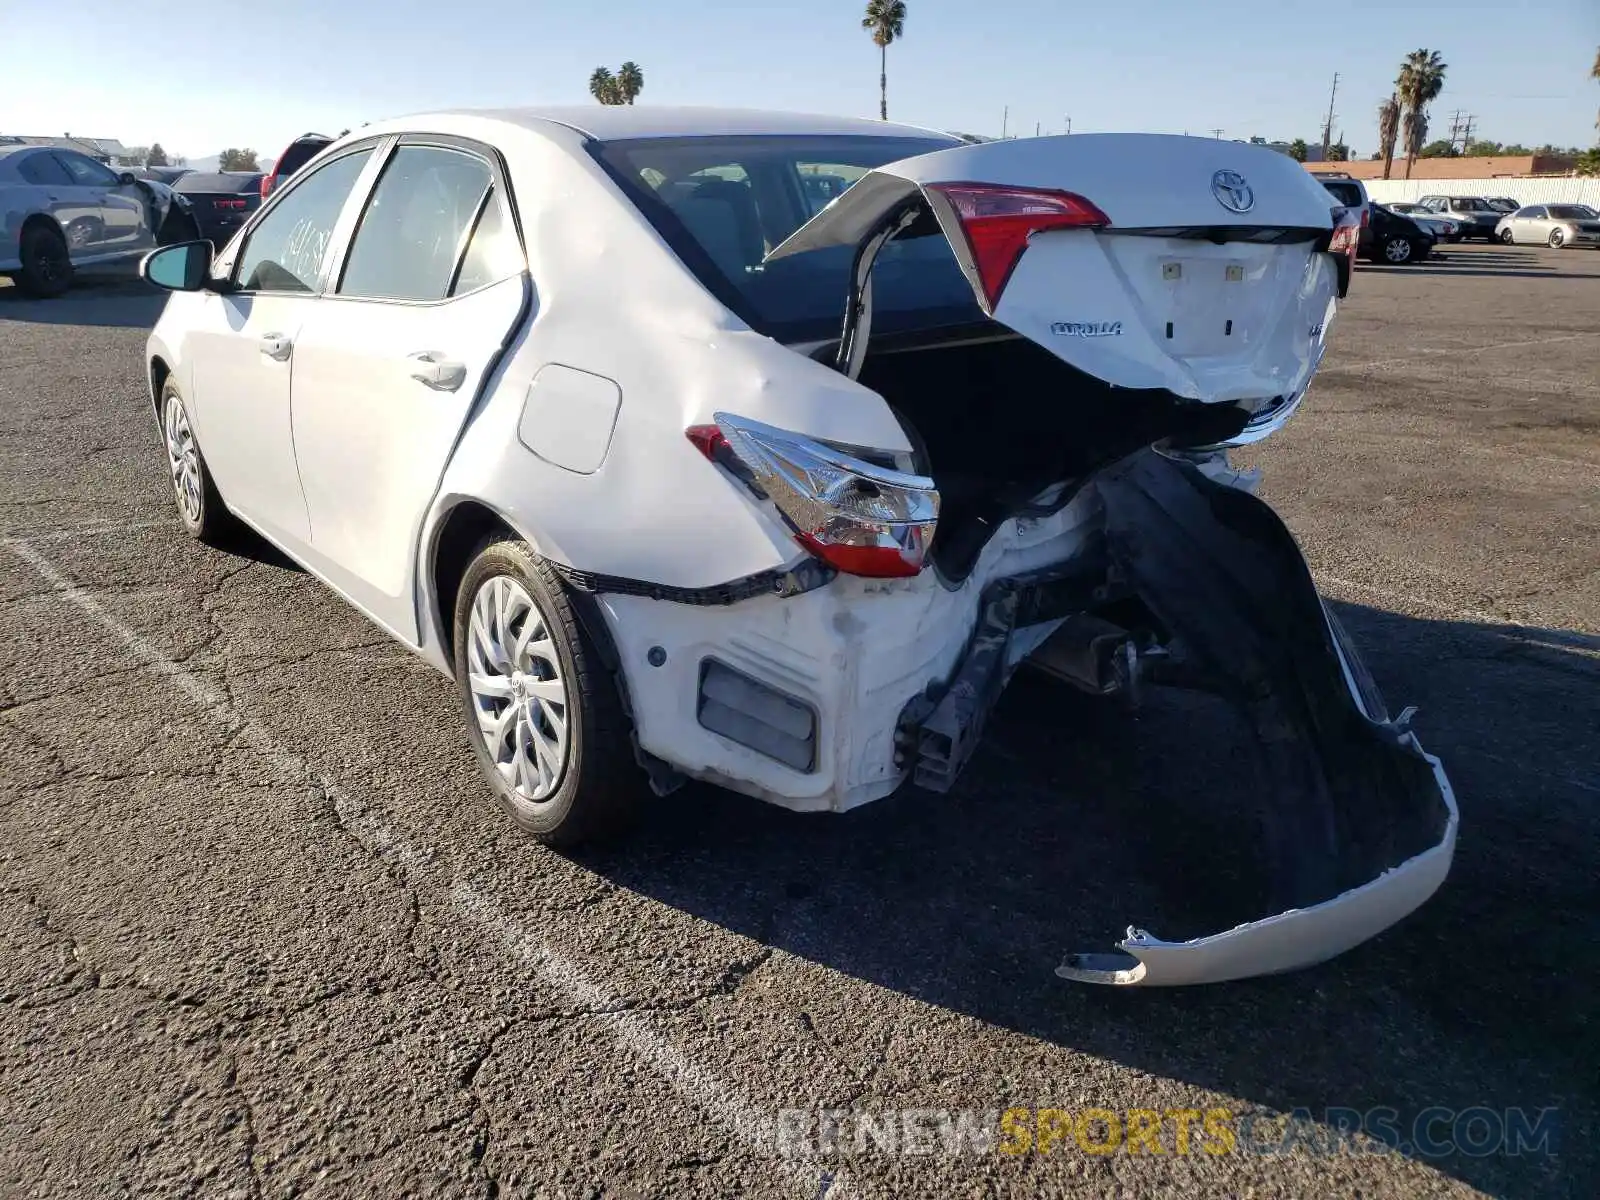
[650,134,1451,985]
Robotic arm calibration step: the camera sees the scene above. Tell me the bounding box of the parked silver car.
[0,144,184,296]
[1494,204,1600,249]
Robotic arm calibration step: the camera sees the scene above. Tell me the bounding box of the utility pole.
[1001,106,1009,139]
[1035,121,1041,137]
[1065,115,1072,135]
[1320,72,1339,159]
[1210,128,1225,139]
[1462,114,1476,154]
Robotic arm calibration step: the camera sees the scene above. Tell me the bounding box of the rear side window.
[16,152,72,186]
[450,188,522,296]
[236,148,373,293]
[337,145,494,302]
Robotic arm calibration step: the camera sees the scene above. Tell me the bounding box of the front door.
[186,146,377,548]
[289,141,527,642]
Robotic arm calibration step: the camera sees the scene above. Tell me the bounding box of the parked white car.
[1494,204,1600,248]
[1,144,192,295]
[140,108,1454,987]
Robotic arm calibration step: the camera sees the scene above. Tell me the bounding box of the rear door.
[768,134,1343,408]
[288,138,527,643]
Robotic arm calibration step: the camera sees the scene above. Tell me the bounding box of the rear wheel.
[15,223,72,298]
[1382,236,1414,264]
[453,539,644,847]
[1548,228,1566,249]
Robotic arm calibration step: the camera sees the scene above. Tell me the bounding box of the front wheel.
[1382,236,1414,264]
[453,539,644,847]
[1499,228,1514,245]
[160,380,235,544]
[1548,229,1566,249]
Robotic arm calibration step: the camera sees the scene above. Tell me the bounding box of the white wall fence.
[1364,177,1600,207]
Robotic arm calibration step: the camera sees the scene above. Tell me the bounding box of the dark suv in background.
[1316,173,1433,264]
[260,132,334,199]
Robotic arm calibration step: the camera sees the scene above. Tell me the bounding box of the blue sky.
[6,0,1597,158]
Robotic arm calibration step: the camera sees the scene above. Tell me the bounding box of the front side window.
[1519,207,1546,219]
[55,152,119,188]
[235,148,373,293]
[594,134,977,343]
[17,152,73,187]
[338,145,494,302]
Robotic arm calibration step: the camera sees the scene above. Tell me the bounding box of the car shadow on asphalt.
[1367,247,1600,280]
[576,600,1597,1195]
[0,273,167,328]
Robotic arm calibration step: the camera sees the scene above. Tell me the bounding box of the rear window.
[174,172,263,194]
[1320,181,1363,209]
[593,134,981,344]
[1548,205,1595,221]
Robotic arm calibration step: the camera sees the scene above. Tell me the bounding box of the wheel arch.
[149,355,172,421]
[426,497,540,662]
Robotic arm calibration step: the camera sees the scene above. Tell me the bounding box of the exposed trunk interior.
[854,331,1253,581]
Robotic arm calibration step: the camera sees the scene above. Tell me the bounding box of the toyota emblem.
[1211,170,1254,214]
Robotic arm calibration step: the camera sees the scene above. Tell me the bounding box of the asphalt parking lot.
[1,243,1596,1199]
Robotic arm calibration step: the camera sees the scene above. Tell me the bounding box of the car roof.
[397,105,956,144]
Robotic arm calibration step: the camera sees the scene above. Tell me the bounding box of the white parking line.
[1334,330,1600,374]
[0,533,851,1199]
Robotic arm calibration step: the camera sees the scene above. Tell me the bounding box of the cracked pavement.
[1,248,1596,1198]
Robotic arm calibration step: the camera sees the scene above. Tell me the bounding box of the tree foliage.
[1395,49,1447,179]
[146,143,169,167]
[218,148,259,172]
[589,63,644,105]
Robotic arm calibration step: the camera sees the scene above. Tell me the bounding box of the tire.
[453,538,644,847]
[1548,229,1566,249]
[1381,236,1414,264]
[159,379,235,544]
[1499,228,1514,245]
[15,222,73,298]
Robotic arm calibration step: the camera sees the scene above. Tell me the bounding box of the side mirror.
[141,241,213,292]
[118,171,137,186]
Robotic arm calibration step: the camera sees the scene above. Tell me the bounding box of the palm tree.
[1376,96,1401,179]
[1395,49,1447,179]
[862,0,907,121]
[589,67,620,105]
[617,61,644,105]
[1591,45,1599,131]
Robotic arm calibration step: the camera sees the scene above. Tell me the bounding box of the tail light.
[214,199,246,210]
[259,170,278,199]
[1329,206,1361,260]
[925,183,1110,311]
[686,414,938,579]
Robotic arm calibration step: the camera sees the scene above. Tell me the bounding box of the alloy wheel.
[1548,230,1565,248]
[163,398,203,524]
[466,575,570,803]
[1384,238,1412,263]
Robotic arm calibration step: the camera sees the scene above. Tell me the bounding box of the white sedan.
[140,107,1455,986]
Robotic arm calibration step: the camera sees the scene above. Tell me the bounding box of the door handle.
[259,333,293,361]
[407,351,467,392]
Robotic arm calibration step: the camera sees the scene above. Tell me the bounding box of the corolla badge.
[1051,321,1123,338]
[1211,169,1254,214]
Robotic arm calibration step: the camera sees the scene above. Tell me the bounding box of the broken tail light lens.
[686,415,939,579]
[926,182,1110,311]
[1328,206,1361,260]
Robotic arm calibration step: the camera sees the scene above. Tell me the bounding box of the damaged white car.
[140,107,1456,986]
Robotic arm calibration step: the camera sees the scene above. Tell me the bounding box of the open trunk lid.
[767,133,1349,410]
